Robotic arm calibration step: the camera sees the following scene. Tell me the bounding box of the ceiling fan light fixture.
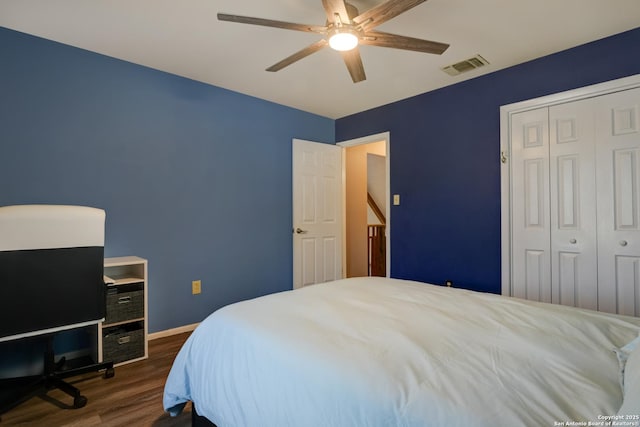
[218,0,451,83]
[328,29,359,51]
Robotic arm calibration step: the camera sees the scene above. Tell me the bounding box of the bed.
[163,277,640,426]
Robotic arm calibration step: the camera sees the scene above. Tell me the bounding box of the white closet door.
[549,99,598,309]
[596,87,640,315]
[511,107,552,302]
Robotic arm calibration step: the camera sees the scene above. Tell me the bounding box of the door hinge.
[501,151,508,164]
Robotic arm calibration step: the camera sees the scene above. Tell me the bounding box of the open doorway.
[338,133,389,278]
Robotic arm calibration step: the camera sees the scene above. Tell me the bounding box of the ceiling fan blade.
[361,30,449,54]
[321,0,351,25]
[353,0,427,30]
[340,48,366,83]
[217,13,326,34]
[266,39,329,72]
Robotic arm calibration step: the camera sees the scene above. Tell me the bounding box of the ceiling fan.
[217,0,449,83]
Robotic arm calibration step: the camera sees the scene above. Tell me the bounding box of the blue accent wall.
[0,27,335,333]
[336,27,640,294]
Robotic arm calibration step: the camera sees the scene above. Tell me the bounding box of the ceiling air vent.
[441,55,489,76]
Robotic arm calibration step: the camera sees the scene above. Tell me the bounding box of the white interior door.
[501,75,640,316]
[511,97,616,310]
[596,87,640,315]
[510,107,552,302]
[292,139,343,289]
[549,98,598,309]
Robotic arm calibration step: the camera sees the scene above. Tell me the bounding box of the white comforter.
[163,277,640,426]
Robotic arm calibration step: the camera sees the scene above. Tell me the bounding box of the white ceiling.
[1,0,639,119]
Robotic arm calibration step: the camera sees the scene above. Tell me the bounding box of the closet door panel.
[549,99,598,310]
[596,87,640,315]
[511,108,551,302]
[614,256,640,316]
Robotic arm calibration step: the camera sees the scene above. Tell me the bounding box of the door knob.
[295,228,308,234]
[620,240,628,247]
[569,238,577,244]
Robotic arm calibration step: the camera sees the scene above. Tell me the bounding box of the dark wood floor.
[0,332,193,426]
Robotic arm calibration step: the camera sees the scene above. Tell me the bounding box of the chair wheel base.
[104,367,115,379]
[73,395,87,409]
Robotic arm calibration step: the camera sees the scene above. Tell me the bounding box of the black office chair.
[0,205,115,414]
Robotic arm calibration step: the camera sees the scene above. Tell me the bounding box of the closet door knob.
[620,240,628,247]
[569,238,577,244]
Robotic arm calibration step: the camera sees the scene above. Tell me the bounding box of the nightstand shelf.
[100,256,148,366]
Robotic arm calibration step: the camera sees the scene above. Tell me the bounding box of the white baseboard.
[148,323,199,341]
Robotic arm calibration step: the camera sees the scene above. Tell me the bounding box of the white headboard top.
[0,205,105,251]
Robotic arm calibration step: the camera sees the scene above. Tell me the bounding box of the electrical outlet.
[192,280,201,295]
